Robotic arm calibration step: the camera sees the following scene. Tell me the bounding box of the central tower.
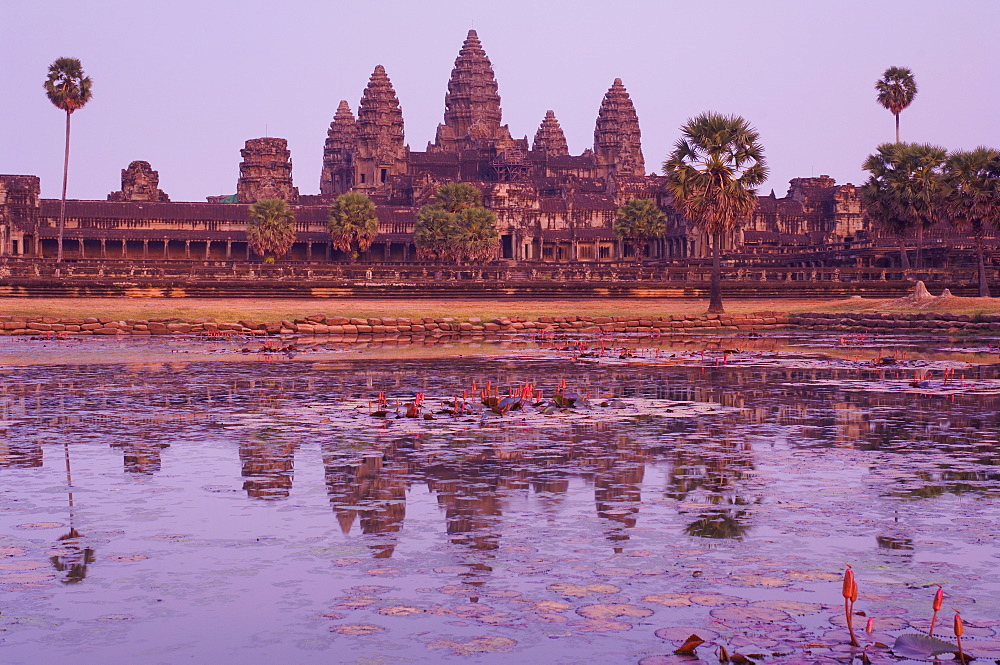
[431,30,513,152]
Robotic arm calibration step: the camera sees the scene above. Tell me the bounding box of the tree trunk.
[898,237,910,270]
[57,110,71,265]
[915,224,924,269]
[977,238,990,298]
[708,231,724,314]
[895,113,900,144]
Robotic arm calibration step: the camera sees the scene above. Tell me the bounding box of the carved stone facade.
[320,100,357,198]
[533,110,569,157]
[594,79,645,177]
[108,161,170,202]
[236,138,299,204]
[354,66,407,195]
[1,31,898,264]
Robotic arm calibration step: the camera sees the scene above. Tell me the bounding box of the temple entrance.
[501,234,513,259]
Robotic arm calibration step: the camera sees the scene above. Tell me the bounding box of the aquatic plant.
[842,565,860,647]
[928,584,943,635]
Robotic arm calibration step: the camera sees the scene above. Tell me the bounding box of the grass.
[1,295,999,322]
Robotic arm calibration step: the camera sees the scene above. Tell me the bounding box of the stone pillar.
[163,239,169,259]
[79,238,84,258]
[226,241,232,260]
[142,240,148,259]
[184,241,191,259]
[306,242,313,261]
[205,241,211,260]
[403,243,409,262]
[100,239,106,259]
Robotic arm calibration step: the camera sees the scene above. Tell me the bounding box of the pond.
[2,333,1000,664]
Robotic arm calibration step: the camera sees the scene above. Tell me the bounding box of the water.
[2,333,1000,664]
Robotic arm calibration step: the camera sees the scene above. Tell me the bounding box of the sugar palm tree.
[247,198,296,262]
[435,182,482,213]
[456,206,499,262]
[876,66,917,144]
[663,112,767,313]
[414,204,458,261]
[861,143,947,270]
[942,148,1000,297]
[614,198,667,263]
[328,192,379,259]
[44,58,93,263]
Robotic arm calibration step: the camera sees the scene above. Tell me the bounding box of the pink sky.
[2,0,998,201]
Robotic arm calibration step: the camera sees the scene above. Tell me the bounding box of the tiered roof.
[593,78,645,176]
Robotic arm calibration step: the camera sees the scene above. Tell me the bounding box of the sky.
[2,0,998,202]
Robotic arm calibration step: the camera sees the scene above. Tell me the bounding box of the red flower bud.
[954,611,963,637]
[933,586,944,611]
[842,567,855,599]
[866,617,874,633]
[851,581,859,603]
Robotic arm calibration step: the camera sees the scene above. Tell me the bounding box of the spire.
[532,110,569,156]
[356,65,406,191]
[594,78,645,176]
[433,29,510,150]
[320,100,357,197]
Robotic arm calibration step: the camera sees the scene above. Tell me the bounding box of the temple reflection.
[110,434,170,474]
[241,430,297,500]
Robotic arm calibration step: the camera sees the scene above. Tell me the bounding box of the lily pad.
[576,603,654,620]
[892,633,968,661]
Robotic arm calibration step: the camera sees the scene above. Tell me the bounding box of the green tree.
[456,205,499,262]
[876,66,917,144]
[435,182,482,213]
[942,148,1000,297]
[861,143,947,270]
[663,112,767,314]
[44,58,93,264]
[247,198,296,261]
[414,203,458,261]
[614,198,667,263]
[328,192,379,259]
[414,183,498,262]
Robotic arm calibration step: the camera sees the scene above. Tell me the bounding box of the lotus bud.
[954,611,963,637]
[851,581,859,603]
[842,567,855,599]
[865,617,874,633]
[933,586,943,612]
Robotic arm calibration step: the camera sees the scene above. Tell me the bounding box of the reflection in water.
[51,442,96,583]
[241,430,297,500]
[0,343,997,585]
[665,426,757,540]
[110,435,170,474]
[324,450,407,558]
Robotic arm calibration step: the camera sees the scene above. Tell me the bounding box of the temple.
[0,30,896,265]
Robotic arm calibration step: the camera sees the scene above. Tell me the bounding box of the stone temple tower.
[236,137,299,204]
[594,78,645,176]
[320,100,358,198]
[532,110,569,157]
[432,29,513,152]
[354,65,406,193]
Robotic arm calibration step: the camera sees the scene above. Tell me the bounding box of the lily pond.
[2,332,1000,664]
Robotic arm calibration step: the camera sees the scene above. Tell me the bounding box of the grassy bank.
[2,294,1000,322]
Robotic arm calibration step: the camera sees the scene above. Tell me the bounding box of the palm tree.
[860,152,912,269]
[456,206,499,262]
[942,148,1000,297]
[876,66,917,143]
[862,143,946,270]
[414,204,458,261]
[328,192,379,259]
[247,198,296,262]
[435,182,482,213]
[614,198,667,263]
[663,112,767,314]
[44,58,93,264]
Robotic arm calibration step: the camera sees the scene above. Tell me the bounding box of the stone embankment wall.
[788,312,1000,332]
[0,313,789,336]
[3,311,1000,337]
